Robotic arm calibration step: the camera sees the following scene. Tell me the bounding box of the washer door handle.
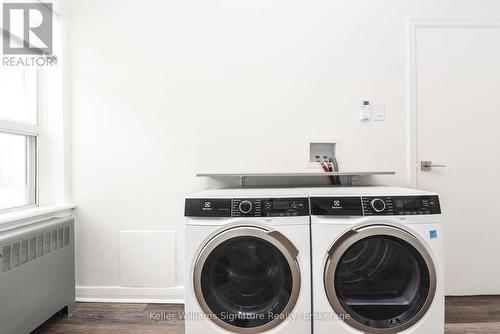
[267,230,299,258]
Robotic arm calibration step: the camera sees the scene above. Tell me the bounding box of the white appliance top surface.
[299,186,437,196]
[187,187,306,198]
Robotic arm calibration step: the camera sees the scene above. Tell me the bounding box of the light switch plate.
[373,104,385,121]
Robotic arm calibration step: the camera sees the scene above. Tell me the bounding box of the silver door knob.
[421,160,446,171]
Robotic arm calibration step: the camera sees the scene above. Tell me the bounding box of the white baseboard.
[76,286,185,304]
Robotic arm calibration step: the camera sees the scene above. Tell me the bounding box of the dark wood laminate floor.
[32,296,500,334]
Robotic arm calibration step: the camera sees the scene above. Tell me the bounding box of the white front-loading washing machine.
[184,188,311,334]
[300,186,444,334]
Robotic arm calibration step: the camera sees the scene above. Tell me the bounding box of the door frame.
[406,19,500,187]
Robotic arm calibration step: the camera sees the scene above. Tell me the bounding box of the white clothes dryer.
[300,186,444,334]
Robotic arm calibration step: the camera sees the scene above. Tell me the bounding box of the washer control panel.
[232,198,309,217]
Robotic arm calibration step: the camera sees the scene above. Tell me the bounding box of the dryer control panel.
[232,198,309,217]
[311,195,440,216]
[362,196,440,216]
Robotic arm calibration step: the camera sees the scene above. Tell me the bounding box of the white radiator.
[0,216,75,334]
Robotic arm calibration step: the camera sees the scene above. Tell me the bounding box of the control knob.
[371,198,386,213]
[239,200,253,214]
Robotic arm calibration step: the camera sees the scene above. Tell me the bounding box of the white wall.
[68,0,500,300]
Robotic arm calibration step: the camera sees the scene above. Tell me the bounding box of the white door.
[414,22,500,295]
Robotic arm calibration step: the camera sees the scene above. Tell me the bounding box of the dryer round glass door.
[193,227,301,333]
[324,225,437,333]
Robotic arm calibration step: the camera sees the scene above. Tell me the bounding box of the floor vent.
[0,224,72,275]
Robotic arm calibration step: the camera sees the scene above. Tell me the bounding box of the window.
[0,66,39,211]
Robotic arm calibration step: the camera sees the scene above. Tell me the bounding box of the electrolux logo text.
[2,2,55,66]
[332,200,342,209]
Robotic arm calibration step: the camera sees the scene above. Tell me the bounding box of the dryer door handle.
[267,230,299,258]
[328,229,358,257]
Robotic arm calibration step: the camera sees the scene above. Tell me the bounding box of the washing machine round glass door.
[324,224,437,333]
[193,226,301,333]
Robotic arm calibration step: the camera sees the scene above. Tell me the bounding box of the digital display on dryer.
[394,196,441,215]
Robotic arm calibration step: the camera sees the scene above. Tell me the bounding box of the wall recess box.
[308,141,337,168]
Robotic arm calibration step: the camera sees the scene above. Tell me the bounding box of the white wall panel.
[67,0,500,299]
[119,231,176,287]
